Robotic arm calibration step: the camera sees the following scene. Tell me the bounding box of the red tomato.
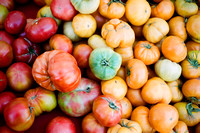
[0,41,13,68]
[50,0,77,21]
[0,125,23,133]
[0,31,15,45]
[6,62,34,92]
[4,11,26,34]
[73,44,93,68]
[92,95,122,127]
[82,113,107,133]
[3,97,35,132]
[0,71,7,92]
[25,17,58,43]
[46,116,76,133]
[12,37,41,64]
[49,34,73,54]
[0,91,16,114]
[0,0,14,11]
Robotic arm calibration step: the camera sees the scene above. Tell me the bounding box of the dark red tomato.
[4,11,26,34]
[82,113,107,133]
[33,0,45,6]
[3,97,35,132]
[0,71,7,92]
[50,0,77,21]
[15,0,29,4]
[0,31,15,45]
[0,41,13,68]
[0,125,24,133]
[25,17,58,43]
[0,91,16,114]
[46,116,76,133]
[92,95,122,127]
[12,37,41,64]
[73,44,93,68]
[0,0,14,11]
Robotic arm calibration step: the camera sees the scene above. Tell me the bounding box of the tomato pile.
[1,0,200,132]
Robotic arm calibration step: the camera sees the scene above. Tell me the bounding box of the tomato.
[143,17,169,43]
[58,78,101,117]
[88,34,111,49]
[101,19,135,48]
[0,0,14,11]
[125,59,148,89]
[91,10,109,29]
[4,11,26,34]
[73,44,93,68]
[174,102,200,126]
[141,77,172,104]
[32,50,81,92]
[82,113,107,133]
[12,37,41,64]
[0,125,21,133]
[50,0,77,21]
[119,97,132,119]
[0,31,15,45]
[98,0,125,19]
[0,4,9,29]
[186,41,200,51]
[3,97,35,132]
[0,71,7,92]
[175,0,198,17]
[107,119,142,133]
[131,106,155,133]
[46,116,76,133]
[195,123,200,133]
[24,87,57,116]
[134,41,160,65]
[161,36,187,63]
[151,0,175,20]
[92,95,122,127]
[71,0,100,14]
[116,66,126,80]
[49,34,73,54]
[25,17,58,43]
[0,41,13,68]
[125,0,151,26]
[168,16,187,41]
[33,0,46,6]
[173,121,189,133]
[89,48,122,80]
[101,76,127,100]
[155,58,182,82]
[0,91,16,114]
[72,14,97,38]
[188,50,200,64]
[149,103,179,132]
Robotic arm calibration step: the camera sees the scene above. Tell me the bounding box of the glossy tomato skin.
[6,62,34,92]
[0,31,15,45]
[0,71,7,92]
[82,113,107,133]
[50,0,77,21]
[12,37,41,64]
[25,17,58,43]
[46,116,76,133]
[3,97,35,132]
[92,95,122,127]
[0,0,14,11]
[0,91,16,114]
[58,77,101,117]
[4,11,26,34]
[0,41,13,68]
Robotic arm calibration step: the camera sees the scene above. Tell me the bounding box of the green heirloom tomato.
[70,0,100,14]
[155,58,182,82]
[89,47,122,80]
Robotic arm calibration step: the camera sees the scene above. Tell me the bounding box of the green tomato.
[70,0,100,14]
[89,47,122,80]
[155,58,182,82]
[0,5,9,29]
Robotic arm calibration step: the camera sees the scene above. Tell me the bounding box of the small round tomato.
[73,44,93,68]
[92,95,122,127]
[4,11,26,34]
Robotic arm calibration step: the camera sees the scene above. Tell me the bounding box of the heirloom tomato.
[0,91,16,114]
[0,5,9,29]
[0,41,13,68]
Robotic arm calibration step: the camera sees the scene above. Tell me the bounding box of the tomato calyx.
[76,87,91,93]
[185,0,196,3]
[101,97,119,111]
[186,102,200,117]
[121,120,132,129]
[187,97,200,105]
[142,43,152,49]
[108,0,125,6]
[187,56,199,69]
[101,58,110,66]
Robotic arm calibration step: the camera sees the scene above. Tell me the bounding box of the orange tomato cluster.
[2,0,200,132]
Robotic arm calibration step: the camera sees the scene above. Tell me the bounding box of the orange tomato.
[116,66,126,80]
[119,97,132,119]
[173,121,189,133]
[186,40,200,51]
[125,59,148,89]
[161,36,187,63]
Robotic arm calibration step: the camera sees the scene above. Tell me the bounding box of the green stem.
[186,103,200,117]
[142,43,152,49]
[108,0,125,6]
[101,97,119,111]
[187,56,199,69]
